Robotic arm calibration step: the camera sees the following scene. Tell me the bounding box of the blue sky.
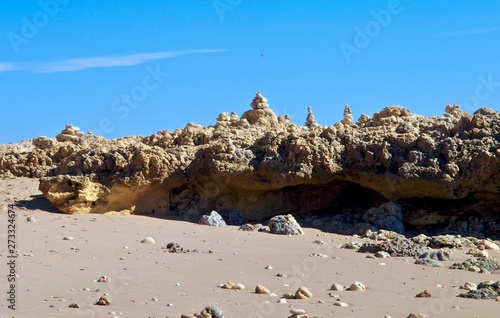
[1,0,499,143]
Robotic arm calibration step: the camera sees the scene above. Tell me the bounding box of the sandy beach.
[1,177,499,318]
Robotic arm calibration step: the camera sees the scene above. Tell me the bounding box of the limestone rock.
[341,105,354,125]
[305,106,318,128]
[418,249,453,261]
[428,235,473,249]
[483,240,500,250]
[375,251,391,258]
[295,286,313,299]
[450,257,500,273]
[238,223,264,231]
[255,285,271,295]
[164,242,185,253]
[415,290,432,298]
[358,113,370,124]
[0,93,496,237]
[250,92,269,109]
[362,202,404,234]
[200,306,225,318]
[95,295,111,306]
[221,281,235,289]
[199,211,227,227]
[359,236,423,257]
[96,276,111,283]
[141,237,156,244]
[458,281,500,299]
[444,104,462,118]
[414,258,443,267]
[56,124,84,143]
[347,281,366,291]
[460,282,477,291]
[232,283,245,290]
[290,309,306,315]
[268,214,304,235]
[32,137,57,150]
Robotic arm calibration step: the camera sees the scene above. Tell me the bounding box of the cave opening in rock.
[278,180,388,218]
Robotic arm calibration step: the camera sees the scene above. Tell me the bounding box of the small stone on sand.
[295,286,313,299]
[140,237,156,244]
[290,308,306,315]
[255,285,271,294]
[347,281,365,291]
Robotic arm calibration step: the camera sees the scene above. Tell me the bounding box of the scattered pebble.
[95,295,111,306]
[221,281,235,289]
[309,253,328,258]
[96,276,111,283]
[375,251,391,258]
[63,236,74,241]
[295,286,313,299]
[164,242,185,253]
[290,308,306,315]
[232,283,246,290]
[265,265,273,270]
[140,237,156,244]
[460,282,477,291]
[27,216,36,222]
[415,290,432,298]
[282,293,296,299]
[334,301,349,307]
[347,281,365,291]
[330,283,343,291]
[68,303,80,308]
[255,285,271,295]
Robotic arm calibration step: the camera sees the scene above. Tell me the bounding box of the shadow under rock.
[16,194,60,214]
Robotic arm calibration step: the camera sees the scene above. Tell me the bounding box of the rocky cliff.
[1,93,499,234]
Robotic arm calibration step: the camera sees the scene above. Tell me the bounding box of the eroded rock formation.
[1,93,499,235]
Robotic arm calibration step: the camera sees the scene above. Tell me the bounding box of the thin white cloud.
[0,49,225,73]
[435,27,500,37]
[0,62,21,72]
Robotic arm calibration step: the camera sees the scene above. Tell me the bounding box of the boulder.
[363,202,405,234]
[268,214,304,235]
[199,211,227,227]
